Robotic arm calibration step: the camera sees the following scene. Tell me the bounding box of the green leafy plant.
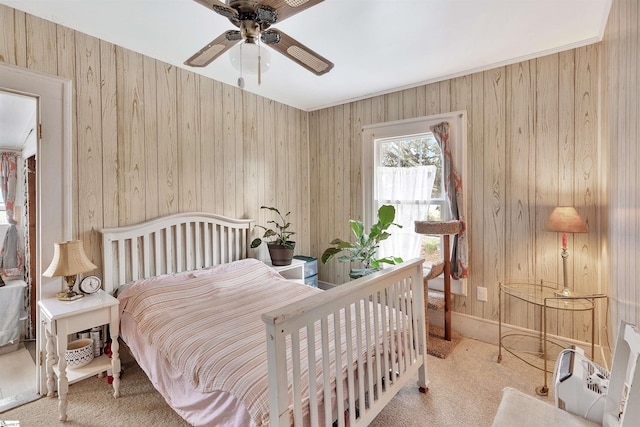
[321,204,403,279]
[250,206,295,250]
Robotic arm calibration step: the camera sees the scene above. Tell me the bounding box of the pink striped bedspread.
[119,258,407,426]
[118,259,323,426]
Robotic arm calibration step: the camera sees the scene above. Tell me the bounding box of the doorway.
[0,91,38,410]
[0,63,72,410]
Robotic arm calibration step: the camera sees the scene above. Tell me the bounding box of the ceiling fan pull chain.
[237,43,245,89]
[258,43,262,85]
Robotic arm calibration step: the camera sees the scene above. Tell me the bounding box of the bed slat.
[333,308,345,427]
[321,317,332,427]
[143,234,151,278]
[154,231,162,276]
[307,323,319,427]
[292,331,303,425]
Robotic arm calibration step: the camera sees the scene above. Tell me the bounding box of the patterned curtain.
[0,152,23,278]
[430,122,469,279]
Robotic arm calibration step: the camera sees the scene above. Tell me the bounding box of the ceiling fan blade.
[184,30,242,67]
[262,29,333,75]
[258,0,325,23]
[193,0,239,21]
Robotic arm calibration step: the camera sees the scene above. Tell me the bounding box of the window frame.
[362,111,468,296]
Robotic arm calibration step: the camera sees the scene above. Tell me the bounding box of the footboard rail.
[262,258,428,427]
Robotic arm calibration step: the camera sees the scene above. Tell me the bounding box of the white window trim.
[362,110,468,296]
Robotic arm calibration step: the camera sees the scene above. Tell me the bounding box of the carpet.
[4,339,548,427]
[1,360,190,426]
[426,325,461,359]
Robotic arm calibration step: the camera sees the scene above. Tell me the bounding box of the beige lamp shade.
[545,207,588,233]
[43,240,97,277]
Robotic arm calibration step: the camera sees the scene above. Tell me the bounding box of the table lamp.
[43,240,97,301]
[545,207,588,297]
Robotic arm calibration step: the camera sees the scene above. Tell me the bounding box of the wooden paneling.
[143,56,159,220]
[4,1,634,343]
[602,0,640,334]
[468,71,485,318]
[242,90,258,220]
[26,14,56,74]
[75,32,103,265]
[0,4,310,276]
[99,40,119,229]
[309,49,603,342]
[156,62,178,217]
[0,8,17,64]
[177,68,200,213]
[233,87,244,217]
[116,47,146,226]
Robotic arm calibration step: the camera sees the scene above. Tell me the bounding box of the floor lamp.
[545,207,587,297]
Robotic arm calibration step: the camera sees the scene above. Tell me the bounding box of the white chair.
[492,321,640,427]
[601,321,640,426]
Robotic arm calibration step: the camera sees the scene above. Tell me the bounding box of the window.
[362,112,467,294]
[375,132,447,266]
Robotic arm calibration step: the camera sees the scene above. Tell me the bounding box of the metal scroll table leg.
[497,282,503,363]
[536,299,549,396]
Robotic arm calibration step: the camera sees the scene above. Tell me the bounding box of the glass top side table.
[497,279,607,396]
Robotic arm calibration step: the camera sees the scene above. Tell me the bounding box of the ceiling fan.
[185,0,334,76]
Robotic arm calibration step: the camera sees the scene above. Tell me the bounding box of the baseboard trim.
[430,310,609,368]
[320,281,609,367]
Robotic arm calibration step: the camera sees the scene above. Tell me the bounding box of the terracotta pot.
[268,242,295,266]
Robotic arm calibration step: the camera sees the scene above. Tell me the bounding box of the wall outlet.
[477,286,488,302]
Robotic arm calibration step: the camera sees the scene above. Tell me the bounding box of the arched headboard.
[100,212,253,294]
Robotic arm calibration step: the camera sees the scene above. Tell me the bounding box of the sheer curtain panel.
[377,165,436,262]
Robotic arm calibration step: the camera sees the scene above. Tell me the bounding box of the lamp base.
[56,290,84,301]
[554,287,577,298]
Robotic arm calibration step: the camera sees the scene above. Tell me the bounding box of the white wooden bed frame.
[101,212,428,427]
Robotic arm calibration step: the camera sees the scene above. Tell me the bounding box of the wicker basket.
[65,338,94,369]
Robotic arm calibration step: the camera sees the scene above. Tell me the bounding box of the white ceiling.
[0,91,36,150]
[0,0,612,111]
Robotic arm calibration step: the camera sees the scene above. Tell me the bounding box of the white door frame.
[0,62,73,394]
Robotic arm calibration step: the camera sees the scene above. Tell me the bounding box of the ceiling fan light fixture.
[229,42,271,75]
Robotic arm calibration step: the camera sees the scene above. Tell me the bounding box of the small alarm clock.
[79,275,102,294]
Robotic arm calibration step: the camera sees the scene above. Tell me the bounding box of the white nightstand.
[38,290,121,421]
[266,258,305,283]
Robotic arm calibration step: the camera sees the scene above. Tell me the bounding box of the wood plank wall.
[309,47,603,342]
[0,4,310,274]
[602,0,640,332]
[2,3,625,345]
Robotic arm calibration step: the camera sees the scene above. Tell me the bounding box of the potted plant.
[250,206,296,266]
[321,204,403,279]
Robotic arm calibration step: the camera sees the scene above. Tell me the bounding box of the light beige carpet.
[3,338,547,426]
[370,337,549,427]
[2,361,190,426]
